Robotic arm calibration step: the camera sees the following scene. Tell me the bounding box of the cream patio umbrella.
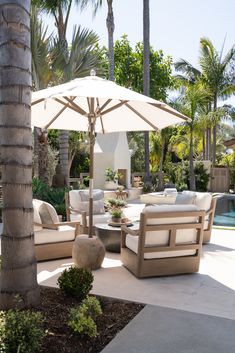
[31,74,189,237]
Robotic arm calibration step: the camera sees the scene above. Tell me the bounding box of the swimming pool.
[213,195,235,227]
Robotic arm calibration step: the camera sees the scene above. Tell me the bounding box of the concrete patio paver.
[100,305,235,353]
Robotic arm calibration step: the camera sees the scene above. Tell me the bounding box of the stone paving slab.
[101,304,235,353]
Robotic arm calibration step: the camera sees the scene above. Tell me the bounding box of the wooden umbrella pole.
[88,118,95,237]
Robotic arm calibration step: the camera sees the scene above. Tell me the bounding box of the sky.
[44,0,235,105]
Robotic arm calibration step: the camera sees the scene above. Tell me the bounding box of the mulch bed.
[37,286,145,353]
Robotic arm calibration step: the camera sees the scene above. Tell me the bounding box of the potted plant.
[104,167,119,190]
[110,208,122,223]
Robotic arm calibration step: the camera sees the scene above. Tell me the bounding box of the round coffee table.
[95,222,139,253]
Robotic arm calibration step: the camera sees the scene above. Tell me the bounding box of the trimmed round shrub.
[57,267,94,300]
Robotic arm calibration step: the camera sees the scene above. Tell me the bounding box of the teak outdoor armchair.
[33,199,80,261]
[121,204,205,278]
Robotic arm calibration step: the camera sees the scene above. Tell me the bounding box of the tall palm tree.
[200,37,235,165]
[31,5,53,184]
[32,0,82,186]
[143,0,150,183]
[0,0,40,309]
[175,37,235,166]
[178,83,210,190]
[80,0,115,80]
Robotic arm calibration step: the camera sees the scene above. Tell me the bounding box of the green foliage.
[0,309,45,353]
[113,35,173,101]
[194,162,210,191]
[105,168,119,182]
[110,209,122,218]
[166,161,210,191]
[106,198,126,208]
[68,296,102,338]
[32,177,69,217]
[57,267,94,300]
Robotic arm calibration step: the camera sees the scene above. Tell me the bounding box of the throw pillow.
[38,202,59,228]
[79,189,104,202]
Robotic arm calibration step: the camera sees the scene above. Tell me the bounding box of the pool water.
[213,195,235,227]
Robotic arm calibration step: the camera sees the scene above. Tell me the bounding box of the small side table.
[115,190,128,200]
[95,222,138,253]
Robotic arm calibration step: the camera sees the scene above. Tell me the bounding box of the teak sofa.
[121,204,205,278]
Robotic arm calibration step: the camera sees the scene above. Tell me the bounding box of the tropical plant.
[176,82,210,190]
[31,5,53,184]
[105,167,119,182]
[175,37,235,165]
[80,0,115,80]
[0,0,40,309]
[32,0,101,186]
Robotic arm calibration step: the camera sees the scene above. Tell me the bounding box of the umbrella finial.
[90,69,96,76]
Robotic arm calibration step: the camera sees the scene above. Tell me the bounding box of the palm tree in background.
[0,0,40,309]
[31,5,53,184]
[177,82,210,190]
[143,0,151,183]
[32,0,101,185]
[80,0,115,80]
[175,37,235,166]
[32,0,83,186]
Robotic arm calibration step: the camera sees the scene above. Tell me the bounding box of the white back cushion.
[69,189,105,214]
[33,199,43,231]
[142,204,199,246]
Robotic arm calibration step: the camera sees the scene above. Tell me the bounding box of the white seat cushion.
[70,212,110,225]
[34,225,76,244]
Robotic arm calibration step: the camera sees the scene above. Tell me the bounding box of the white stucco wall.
[94,132,131,189]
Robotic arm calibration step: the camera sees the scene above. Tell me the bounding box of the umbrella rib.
[63,97,87,115]
[96,99,112,114]
[31,98,45,106]
[101,100,128,115]
[44,100,74,129]
[149,103,189,121]
[125,102,159,130]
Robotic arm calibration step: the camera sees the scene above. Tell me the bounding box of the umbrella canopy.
[31,75,189,236]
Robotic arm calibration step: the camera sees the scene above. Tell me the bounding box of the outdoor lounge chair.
[121,204,205,278]
[140,191,217,243]
[65,189,110,234]
[33,199,80,261]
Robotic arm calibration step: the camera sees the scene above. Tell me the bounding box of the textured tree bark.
[189,126,196,191]
[59,130,69,186]
[0,0,40,309]
[143,0,150,183]
[106,0,115,81]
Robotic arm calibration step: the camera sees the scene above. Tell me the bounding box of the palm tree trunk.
[189,126,196,190]
[0,0,40,309]
[212,98,217,166]
[158,137,165,191]
[143,0,150,183]
[59,130,69,186]
[106,0,115,81]
[202,129,206,160]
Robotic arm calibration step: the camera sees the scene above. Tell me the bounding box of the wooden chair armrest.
[69,206,80,213]
[121,225,139,236]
